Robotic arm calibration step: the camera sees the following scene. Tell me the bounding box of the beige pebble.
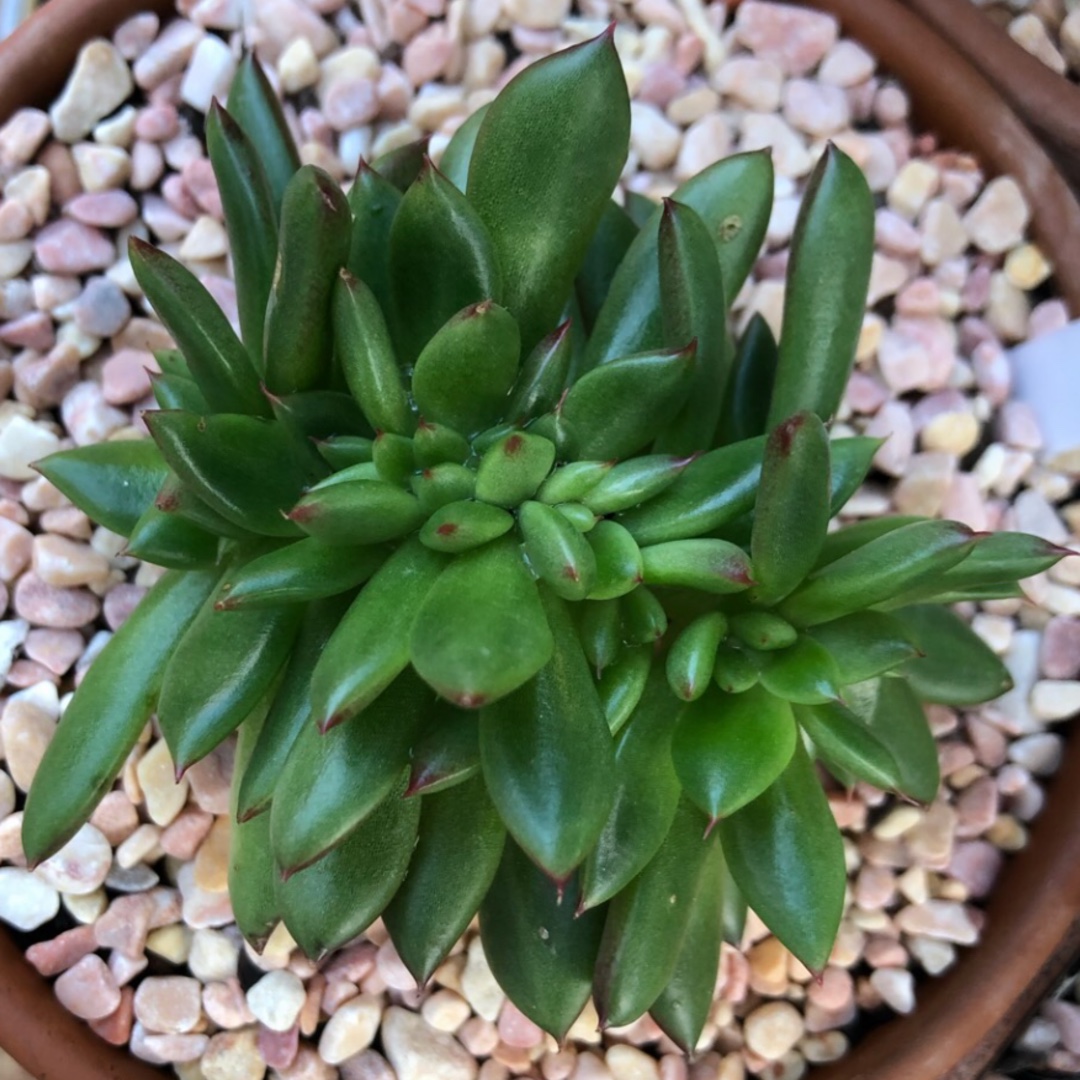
[743,1001,805,1062]
[887,160,938,220]
[134,975,204,1034]
[50,41,134,143]
[0,695,54,790]
[201,1027,265,1080]
[33,534,111,589]
[1004,243,1051,290]
[319,992,382,1063]
[963,177,1031,255]
[382,1005,479,1080]
[135,740,189,827]
[422,989,472,1033]
[606,1045,660,1080]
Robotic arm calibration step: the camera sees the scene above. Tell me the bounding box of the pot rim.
[0,2,1078,1080]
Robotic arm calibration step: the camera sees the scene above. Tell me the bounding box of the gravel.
[0,1,1076,1079]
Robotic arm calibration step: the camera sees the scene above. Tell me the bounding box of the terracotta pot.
[0,2,1079,1079]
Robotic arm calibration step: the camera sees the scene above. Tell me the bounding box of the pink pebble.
[947,841,1002,899]
[134,103,180,142]
[0,311,55,351]
[102,348,157,406]
[1044,1000,1080,1054]
[182,157,223,219]
[1041,617,1080,680]
[26,924,98,976]
[160,807,215,860]
[90,986,135,1046]
[258,1024,300,1070]
[103,583,148,631]
[95,894,154,957]
[54,955,122,1021]
[90,791,140,846]
[66,190,140,229]
[955,776,999,839]
[498,1000,543,1049]
[807,967,854,1012]
[33,221,115,275]
[162,174,202,219]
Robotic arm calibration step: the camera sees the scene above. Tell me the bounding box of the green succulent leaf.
[576,200,638,334]
[411,536,553,708]
[155,473,251,540]
[346,161,402,321]
[311,538,447,729]
[721,313,777,445]
[750,411,831,604]
[384,776,506,983]
[767,144,874,427]
[389,160,502,365]
[584,455,692,517]
[278,773,420,961]
[467,30,630,353]
[129,239,268,417]
[666,612,728,702]
[593,798,715,1029]
[290,480,424,547]
[538,461,612,505]
[655,198,729,454]
[35,440,168,538]
[406,703,481,796]
[728,611,797,652]
[581,669,682,910]
[438,104,488,192]
[806,611,919,684]
[587,150,774,368]
[411,301,521,437]
[759,635,843,705]
[474,431,556,508]
[480,588,614,880]
[236,595,353,822]
[504,321,573,425]
[815,515,924,568]
[597,646,653,734]
[271,671,428,874]
[146,411,319,538]
[480,842,605,1041]
[411,463,477,515]
[578,598,622,675]
[894,604,1014,705]
[126,503,221,569]
[827,437,883,515]
[713,643,760,695]
[718,738,845,973]
[226,54,301,216]
[621,585,668,645]
[152,371,211,414]
[414,419,470,469]
[420,500,515,554]
[269,389,370,444]
[372,138,429,191]
[641,538,754,594]
[586,520,645,601]
[22,568,221,864]
[206,102,277,362]
[519,500,597,601]
[673,685,797,822]
[795,700,904,793]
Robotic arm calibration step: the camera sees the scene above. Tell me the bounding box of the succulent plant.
[22,34,1065,1050]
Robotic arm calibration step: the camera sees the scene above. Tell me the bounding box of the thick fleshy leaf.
[420,500,515,554]
[759,636,843,705]
[289,480,424,547]
[411,536,553,708]
[848,676,941,804]
[504,321,573,425]
[618,436,765,545]
[750,411,830,604]
[35,440,168,538]
[559,344,697,461]
[713,643,761,695]
[673,685,797,822]
[236,595,353,822]
[438,103,488,191]
[650,835,725,1052]
[593,798,714,1028]
[474,431,556,507]
[807,611,919,684]
[721,313,777,445]
[718,739,846,972]
[130,239,267,416]
[346,161,401,321]
[828,436,883,514]
[372,138,429,191]
[155,473,250,540]
[894,604,1014,705]
[152,371,210,414]
[264,165,352,393]
[311,539,447,729]
[538,461,612,505]
[158,592,303,772]
[384,776,506,982]
[576,200,638,334]
[654,199,729,454]
[389,160,502,364]
[780,520,975,627]
[146,411,319,538]
[226,54,300,215]
[620,586,668,645]
[597,646,653,734]
[335,271,414,436]
[271,671,428,874]
[584,455,691,516]
[406,703,481,796]
[480,588,614,880]
[411,463,476,515]
[22,568,220,864]
[586,520,644,601]
[269,386,371,446]
[587,150,774,368]
[229,707,279,948]
[467,30,630,352]
[815,515,924,568]
[641,538,754,594]
[206,102,277,361]
[217,539,385,610]
[519,501,597,601]
[795,700,904,792]
[126,503,221,569]
[666,612,727,702]
[480,842,605,1040]
[728,611,797,652]
[578,598,622,675]
[413,419,470,468]
[277,774,420,960]
[767,145,874,427]
[581,669,682,909]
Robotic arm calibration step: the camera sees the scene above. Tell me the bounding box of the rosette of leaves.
[22,35,1066,1050]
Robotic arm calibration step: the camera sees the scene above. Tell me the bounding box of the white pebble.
[34,823,111,895]
[247,968,307,1032]
[0,866,60,930]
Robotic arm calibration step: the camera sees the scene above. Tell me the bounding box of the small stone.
[0,200,34,242]
[403,23,456,86]
[194,814,231,892]
[1008,732,1063,776]
[630,103,682,172]
[733,1,837,76]
[55,954,122,1020]
[34,220,115,275]
[892,451,955,516]
[867,255,911,308]
[422,990,472,1033]
[382,1007,478,1080]
[1009,13,1067,74]
[782,78,849,137]
[666,86,720,127]
[1043,1001,1080,1055]
[748,936,789,997]
[869,969,915,1014]
[606,1045,660,1080]
[963,177,1030,255]
[134,975,204,1034]
[743,1001,805,1062]
[73,277,131,338]
[319,992,382,1063]
[0,241,33,280]
[133,21,206,90]
[14,572,101,629]
[1040,618,1080,679]
[921,411,979,456]
[34,823,111,895]
[674,114,731,182]
[89,790,138,845]
[498,1001,543,1049]
[948,841,1003,898]
[1031,679,1080,722]
[739,113,810,178]
[5,166,50,226]
[180,35,237,112]
[819,40,874,86]
[0,416,60,480]
[33,534,111,589]
[25,923,98,976]
[143,1033,209,1064]
[0,109,50,168]
[136,739,189,826]
[50,41,134,143]
[887,160,939,220]
[919,199,968,267]
[247,969,306,1033]
[204,979,256,1030]
[865,401,913,477]
[72,143,131,192]
[461,937,505,1021]
[188,928,240,982]
[95,893,154,956]
[201,1028,265,1080]
[895,900,978,944]
[502,0,570,29]
[713,56,783,112]
[179,215,229,261]
[279,38,321,93]
[0,696,54,790]
[1005,243,1051,290]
